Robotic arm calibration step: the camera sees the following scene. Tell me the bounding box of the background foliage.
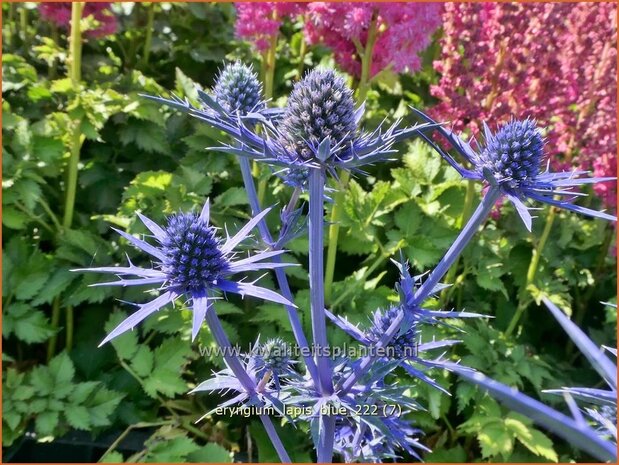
[2,2,616,463]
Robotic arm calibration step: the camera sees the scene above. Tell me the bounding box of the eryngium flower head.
[327,257,481,393]
[213,61,264,115]
[74,200,295,345]
[477,118,544,189]
[411,108,617,231]
[367,307,418,359]
[145,68,436,177]
[253,338,292,373]
[334,416,428,462]
[161,212,230,292]
[278,68,357,163]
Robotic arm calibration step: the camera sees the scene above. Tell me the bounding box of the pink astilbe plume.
[234,2,307,51]
[39,2,117,38]
[431,3,617,208]
[304,2,443,78]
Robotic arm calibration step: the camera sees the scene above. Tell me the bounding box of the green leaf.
[29,365,54,397]
[2,207,29,229]
[85,387,124,427]
[145,436,200,462]
[65,405,91,430]
[35,410,60,436]
[3,303,55,343]
[31,270,77,306]
[131,346,154,377]
[143,368,188,398]
[48,353,75,386]
[403,139,442,184]
[119,120,170,154]
[68,381,99,404]
[100,451,124,463]
[424,445,467,462]
[478,422,513,458]
[215,187,248,208]
[187,443,232,463]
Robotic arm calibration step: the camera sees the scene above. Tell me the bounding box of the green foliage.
[2,353,123,446]
[459,398,558,462]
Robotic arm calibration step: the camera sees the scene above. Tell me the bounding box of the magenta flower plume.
[305,2,442,77]
[431,2,617,208]
[234,2,306,51]
[73,200,296,345]
[39,2,117,38]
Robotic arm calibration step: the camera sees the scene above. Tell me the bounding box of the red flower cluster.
[431,3,617,208]
[39,2,117,38]
[304,2,443,78]
[234,2,306,52]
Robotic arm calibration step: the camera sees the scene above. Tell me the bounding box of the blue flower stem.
[308,167,333,395]
[441,179,476,306]
[238,156,320,383]
[339,186,501,394]
[412,186,501,305]
[203,302,291,463]
[316,413,336,463]
[308,166,336,464]
[259,413,291,463]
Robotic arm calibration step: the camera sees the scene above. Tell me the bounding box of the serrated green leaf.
[187,443,232,462]
[145,436,200,462]
[69,381,99,404]
[49,352,76,386]
[478,422,513,458]
[100,451,124,463]
[31,270,77,306]
[65,405,91,430]
[35,410,59,436]
[131,346,154,377]
[215,187,248,208]
[143,367,188,398]
[13,307,55,343]
[2,207,29,229]
[29,365,54,396]
[85,387,124,427]
[517,428,558,462]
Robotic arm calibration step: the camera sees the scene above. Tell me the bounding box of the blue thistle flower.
[250,337,298,390]
[277,69,357,163]
[334,416,428,463]
[283,359,426,461]
[212,61,265,115]
[475,118,544,190]
[253,338,292,373]
[411,109,617,231]
[191,353,288,421]
[328,258,481,393]
[74,200,295,344]
[143,67,437,179]
[141,61,281,127]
